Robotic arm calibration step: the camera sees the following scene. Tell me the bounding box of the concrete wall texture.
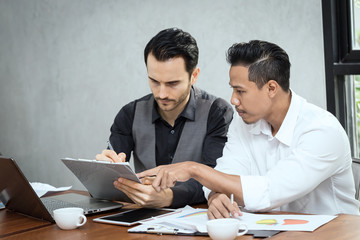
[0,0,325,190]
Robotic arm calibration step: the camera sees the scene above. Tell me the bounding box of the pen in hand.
[107,140,114,151]
[230,193,240,218]
[106,141,127,163]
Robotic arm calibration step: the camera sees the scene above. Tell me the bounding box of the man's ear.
[190,67,200,85]
[267,80,279,98]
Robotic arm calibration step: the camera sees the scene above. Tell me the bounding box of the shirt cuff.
[241,175,271,211]
[203,186,211,200]
[170,185,206,208]
[170,187,184,208]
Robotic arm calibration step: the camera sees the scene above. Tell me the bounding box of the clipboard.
[128,224,279,237]
[127,207,281,238]
[61,158,141,202]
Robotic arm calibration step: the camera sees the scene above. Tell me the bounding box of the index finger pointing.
[137,167,159,179]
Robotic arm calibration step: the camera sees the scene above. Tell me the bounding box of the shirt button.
[170,130,175,134]
[170,155,174,160]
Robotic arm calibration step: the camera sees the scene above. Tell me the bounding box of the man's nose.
[231,94,240,106]
[158,85,168,99]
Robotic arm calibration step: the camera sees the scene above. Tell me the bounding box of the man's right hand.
[207,192,242,220]
[95,150,126,163]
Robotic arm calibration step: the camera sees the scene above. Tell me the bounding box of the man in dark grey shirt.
[96,28,233,208]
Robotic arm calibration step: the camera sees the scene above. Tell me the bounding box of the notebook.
[0,157,123,223]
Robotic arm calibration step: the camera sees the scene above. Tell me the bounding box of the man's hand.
[95,150,126,163]
[114,177,173,208]
[137,161,196,192]
[207,192,242,220]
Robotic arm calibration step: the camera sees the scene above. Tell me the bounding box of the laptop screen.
[0,157,54,222]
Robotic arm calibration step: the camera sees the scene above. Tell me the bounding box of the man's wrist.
[188,161,200,180]
[207,191,218,205]
[162,188,174,207]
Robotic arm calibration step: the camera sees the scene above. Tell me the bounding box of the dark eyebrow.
[149,76,181,84]
[148,76,158,82]
[229,82,243,89]
[167,80,180,84]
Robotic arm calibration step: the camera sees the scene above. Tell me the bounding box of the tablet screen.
[94,208,175,226]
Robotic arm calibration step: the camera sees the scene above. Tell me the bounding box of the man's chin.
[158,104,175,112]
[241,116,256,124]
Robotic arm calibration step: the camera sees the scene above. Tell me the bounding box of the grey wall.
[0,0,325,190]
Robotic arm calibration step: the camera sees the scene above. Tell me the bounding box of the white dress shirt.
[204,91,360,215]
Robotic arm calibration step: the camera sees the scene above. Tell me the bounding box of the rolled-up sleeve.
[241,175,270,210]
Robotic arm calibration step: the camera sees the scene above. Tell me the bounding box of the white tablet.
[93,208,176,226]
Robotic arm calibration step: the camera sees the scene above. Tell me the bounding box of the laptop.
[0,157,123,223]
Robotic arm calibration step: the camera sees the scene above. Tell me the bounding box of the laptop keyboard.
[41,198,90,214]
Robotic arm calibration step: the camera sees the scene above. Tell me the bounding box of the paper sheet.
[128,206,337,233]
[30,182,72,197]
[235,212,337,231]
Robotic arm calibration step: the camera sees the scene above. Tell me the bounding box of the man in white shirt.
[138,40,360,217]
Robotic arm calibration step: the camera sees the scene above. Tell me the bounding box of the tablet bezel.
[93,208,176,226]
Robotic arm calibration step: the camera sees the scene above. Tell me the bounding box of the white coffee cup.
[53,207,87,230]
[206,218,248,240]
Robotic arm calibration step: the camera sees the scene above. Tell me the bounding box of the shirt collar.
[248,119,272,136]
[151,87,196,123]
[274,91,302,146]
[248,90,302,146]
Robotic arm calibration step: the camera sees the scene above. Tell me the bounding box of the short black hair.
[144,28,199,77]
[226,40,291,91]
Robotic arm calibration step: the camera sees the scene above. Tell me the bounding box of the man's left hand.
[114,177,173,208]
